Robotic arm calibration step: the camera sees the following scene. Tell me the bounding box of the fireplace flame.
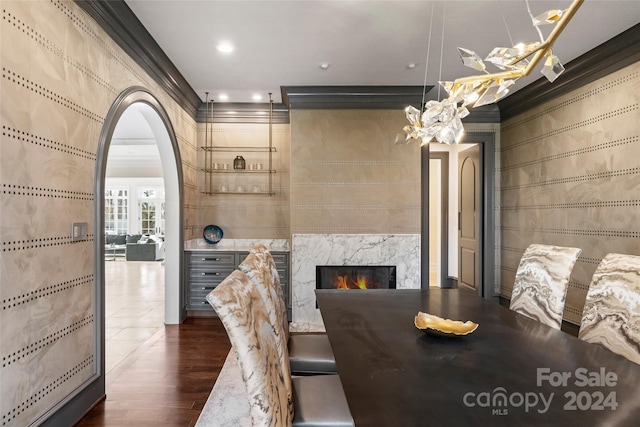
[336,275,350,289]
[335,275,371,290]
[354,277,368,289]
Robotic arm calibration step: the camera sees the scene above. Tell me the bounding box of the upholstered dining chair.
[578,253,640,365]
[240,245,338,375]
[207,269,354,427]
[509,243,582,329]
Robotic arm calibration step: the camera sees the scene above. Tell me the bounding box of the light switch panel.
[71,222,88,242]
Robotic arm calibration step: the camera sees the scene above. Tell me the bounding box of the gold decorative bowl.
[414,311,479,337]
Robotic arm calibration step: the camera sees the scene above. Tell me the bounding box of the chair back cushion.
[248,244,290,342]
[509,244,581,329]
[207,269,293,426]
[239,252,295,419]
[579,253,640,364]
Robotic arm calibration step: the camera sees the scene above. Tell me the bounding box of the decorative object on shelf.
[397,0,583,146]
[414,311,478,337]
[203,224,224,245]
[213,162,228,170]
[233,155,246,170]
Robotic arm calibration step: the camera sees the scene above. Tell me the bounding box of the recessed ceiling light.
[216,42,234,53]
[406,62,418,69]
[218,93,229,101]
[252,94,263,101]
[319,63,330,70]
[227,111,237,114]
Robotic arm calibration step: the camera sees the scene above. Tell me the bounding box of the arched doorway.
[95,87,184,375]
[52,87,185,427]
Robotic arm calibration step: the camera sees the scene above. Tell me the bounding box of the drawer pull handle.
[202,257,221,261]
[201,286,214,290]
[202,301,208,304]
[201,272,221,276]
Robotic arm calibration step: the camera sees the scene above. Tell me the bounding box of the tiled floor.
[105,259,165,373]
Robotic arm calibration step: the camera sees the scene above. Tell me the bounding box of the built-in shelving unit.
[185,250,290,318]
[201,94,276,196]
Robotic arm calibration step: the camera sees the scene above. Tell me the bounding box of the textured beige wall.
[0,1,197,425]
[499,62,640,324]
[196,122,290,239]
[196,109,422,239]
[290,109,421,234]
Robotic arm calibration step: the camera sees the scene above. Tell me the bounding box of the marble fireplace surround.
[291,234,421,330]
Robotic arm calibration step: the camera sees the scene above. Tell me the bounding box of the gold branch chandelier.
[398,0,583,146]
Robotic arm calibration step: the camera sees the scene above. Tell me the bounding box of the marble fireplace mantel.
[291,234,421,330]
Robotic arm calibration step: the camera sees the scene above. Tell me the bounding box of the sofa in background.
[126,235,165,261]
[105,233,127,258]
[105,233,165,261]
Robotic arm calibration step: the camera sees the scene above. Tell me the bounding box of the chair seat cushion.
[292,374,354,427]
[289,334,337,375]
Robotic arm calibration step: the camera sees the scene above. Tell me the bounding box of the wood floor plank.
[75,317,231,427]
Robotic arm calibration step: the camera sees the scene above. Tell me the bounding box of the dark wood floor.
[75,317,231,427]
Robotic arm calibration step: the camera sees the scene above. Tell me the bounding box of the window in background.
[105,189,128,235]
[139,188,165,236]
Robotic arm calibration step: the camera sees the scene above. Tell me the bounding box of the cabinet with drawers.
[185,250,290,318]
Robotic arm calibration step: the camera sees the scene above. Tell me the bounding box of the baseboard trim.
[187,310,217,318]
[441,277,458,289]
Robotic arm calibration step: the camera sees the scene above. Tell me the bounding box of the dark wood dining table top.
[316,288,640,427]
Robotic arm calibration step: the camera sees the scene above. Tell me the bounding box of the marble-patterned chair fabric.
[509,244,582,329]
[238,251,295,421]
[244,244,338,375]
[206,269,293,426]
[209,268,354,427]
[578,253,640,365]
[247,244,290,342]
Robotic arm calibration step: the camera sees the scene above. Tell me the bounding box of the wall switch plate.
[71,222,88,242]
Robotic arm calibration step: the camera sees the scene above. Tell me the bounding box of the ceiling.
[123,0,639,105]
[108,103,162,171]
[109,1,637,170]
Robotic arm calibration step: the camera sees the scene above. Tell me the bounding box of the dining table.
[315,288,640,427]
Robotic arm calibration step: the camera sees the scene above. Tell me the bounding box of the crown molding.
[74,0,202,119]
[464,105,500,123]
[197,103,290,124]
[281,85,500,122]
[498,23,640,121]
[281,86,433,110]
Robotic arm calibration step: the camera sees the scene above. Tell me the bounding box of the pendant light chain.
[498,1,515,47]
[420,2,435,109]
[526,0,545,43]
[437,3,446,101]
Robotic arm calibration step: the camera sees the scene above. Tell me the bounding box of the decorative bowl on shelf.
[203,225,223,244]
[414,311,478,337]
